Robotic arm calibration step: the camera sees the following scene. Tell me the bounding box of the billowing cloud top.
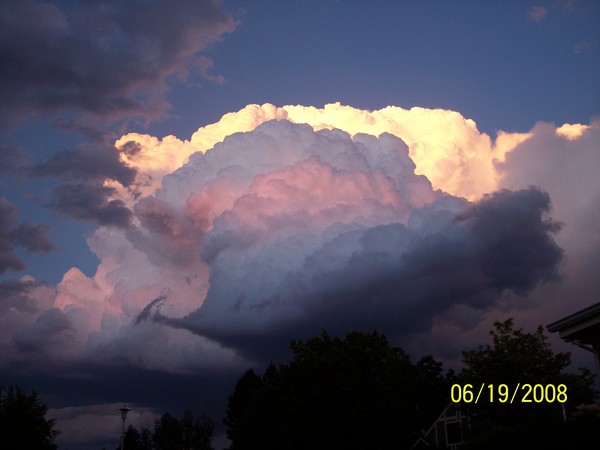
[4,103,595,376]
[115,102,534,203]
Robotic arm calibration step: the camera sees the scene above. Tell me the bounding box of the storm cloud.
[0,0,236,132]
[107,119,562,362]
[32,142,137,186]
[46,183,133,227]
[147,140,563,358]
[1,104,597,448]
[30,141,138,226]
[0,197,54,274]
[3,105,587,366]
[1,0,236,229]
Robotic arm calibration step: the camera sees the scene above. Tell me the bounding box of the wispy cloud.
[528,6,548,22]
[0,197,54,274]
[573,40,595,54]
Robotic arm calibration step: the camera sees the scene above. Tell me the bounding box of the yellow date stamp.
[450,383,567,404]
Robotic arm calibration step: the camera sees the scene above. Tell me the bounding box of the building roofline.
[547,301,600,332]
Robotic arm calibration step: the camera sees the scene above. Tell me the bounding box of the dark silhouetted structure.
[547,301,600,377]
[412,403,468,449]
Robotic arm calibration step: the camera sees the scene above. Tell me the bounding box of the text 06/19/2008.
[450,383,567,404]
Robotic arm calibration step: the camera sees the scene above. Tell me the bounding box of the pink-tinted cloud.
[115,102,513,204]
[497,119,600,317]
[409,118,600,366]
[5,105,594,368]
[113,121,561,363]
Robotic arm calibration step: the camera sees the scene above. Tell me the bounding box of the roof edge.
[547,301,600,332]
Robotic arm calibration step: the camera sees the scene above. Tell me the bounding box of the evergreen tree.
[0,385,60,450]
[119,410,214,450]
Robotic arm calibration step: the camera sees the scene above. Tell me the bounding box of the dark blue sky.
[150,0,600,137]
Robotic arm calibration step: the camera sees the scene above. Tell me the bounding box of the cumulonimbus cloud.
[3,103,598,448]
[2,105,586,371]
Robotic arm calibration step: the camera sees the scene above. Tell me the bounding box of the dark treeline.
[224,330,451,450]
[118,410,215,450]
[2,319,598,450]
[222,322,598,450]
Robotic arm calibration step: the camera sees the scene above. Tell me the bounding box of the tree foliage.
[122,425,152,450]
[224,331,451,450]
[460,318,598,431]
[120,410,214,450]
[0,385,60,450]
[462,318,571,385]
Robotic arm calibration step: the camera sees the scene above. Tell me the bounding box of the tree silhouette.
[460,318,597,433]
[119,410,214,450]
[122,424,152,450]
[0,385,59,450]
[152,412,182,450]
[225,331,450,450]
[181,411,214,450]
[223,369,264,449]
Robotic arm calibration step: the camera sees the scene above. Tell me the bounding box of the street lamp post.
[118,405,131,450]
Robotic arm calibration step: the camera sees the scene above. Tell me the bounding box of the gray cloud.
[14,307,74,354]
[3,0,235,229]
[29,140,137,226]
[0,0,236,132]
[32,142,137,186]
[452,187,563,293]
[0,278,49,314]
[46,183,132,227]
[496,120,600,320]
[8,222,54,253]
[0,141,30,175]
[128,196,201,265]
[0,197,54,274]
[173,188,563,360]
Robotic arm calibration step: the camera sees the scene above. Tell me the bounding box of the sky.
[1,0,599,448]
